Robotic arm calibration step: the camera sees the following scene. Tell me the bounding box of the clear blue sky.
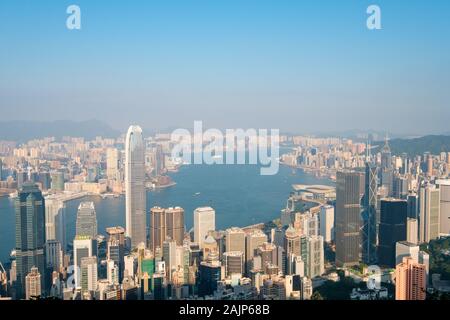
[0,0,449,135]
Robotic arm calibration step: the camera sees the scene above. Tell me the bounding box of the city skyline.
[1,0,450,305]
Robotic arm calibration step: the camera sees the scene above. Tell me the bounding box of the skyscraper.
[106,148,120,180]
[245,229,268,275]
[319,205,334,243]
[15,183,46,299]
[198,253,221,297]
[149,206,185,255]
[106,227,125,281]
[44,197,66,251]
[407,193,419,219]
[419,183,440,243]
[305,235,324,279]
[75,202,98,239]
[225,227,246,254]
[80,256,98,295]
[50,171,65,191]
[45,240,62,272]
[150,207,166,252]
[335,171,364,267]
[381,137,392,170]
[380,137,394,196]
[73,236,97,289]
[223,251,244,277]
[406,218,419,245]
[125,125,147,248]
[165,207,185,245]
[378,199,408,268]
[194,207,216,249]
[395,256,426,300]
[284,226,301,257]
[436,179,450,236]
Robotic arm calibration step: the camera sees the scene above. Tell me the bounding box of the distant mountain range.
[0,120,121,142]
[373,135,450,157]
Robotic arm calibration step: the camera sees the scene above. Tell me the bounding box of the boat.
[194,192,201,196]
[9,192,18,199]
[101,193,116,199]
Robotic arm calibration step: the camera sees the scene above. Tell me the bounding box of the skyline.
[0,0,449,134]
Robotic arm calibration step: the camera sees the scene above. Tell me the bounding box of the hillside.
[373,135,450,157]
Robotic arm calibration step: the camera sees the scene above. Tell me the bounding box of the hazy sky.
[0,0,449,135]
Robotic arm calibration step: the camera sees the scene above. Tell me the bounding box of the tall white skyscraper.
[125,125,147,248]
[194,207,216,249]
[319,205,334,242]
[45,197,66,251]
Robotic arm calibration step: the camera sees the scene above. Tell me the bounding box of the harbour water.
[0,163,333,263]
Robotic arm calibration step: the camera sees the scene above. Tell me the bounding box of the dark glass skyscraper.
[335,171,365,267]
[198,260,221,297]
[15,183,46,299]
[362,164,378,264]
[378,199,407,267]
[380,138,394,196]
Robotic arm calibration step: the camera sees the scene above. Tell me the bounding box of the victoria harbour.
[0,163,332,264]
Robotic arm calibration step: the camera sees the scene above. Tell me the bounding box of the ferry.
[101,193,118,200]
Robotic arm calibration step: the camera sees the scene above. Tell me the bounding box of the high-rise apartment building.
[106,148,120,180]
[395,256,426,300]
[125,125,147,248]
[25,267,41,300]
